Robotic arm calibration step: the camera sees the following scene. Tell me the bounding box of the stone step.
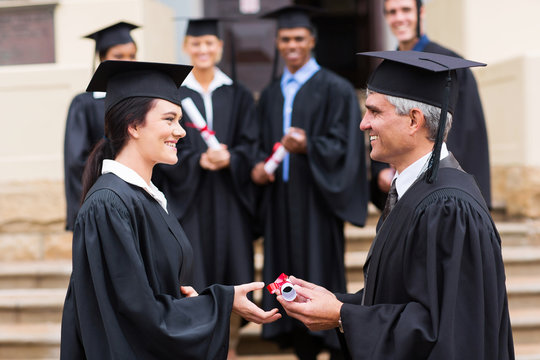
[510,308,540,345]
[504,246,540,277]
[0,261,70,290]
[0,323,60,359]
[0,289,66,324]
[507,276,540,311]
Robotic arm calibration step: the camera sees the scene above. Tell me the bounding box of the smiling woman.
[60,60,281,360]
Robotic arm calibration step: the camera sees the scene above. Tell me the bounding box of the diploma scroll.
[266,273,296,302]
[181,97,221,150]
[264,142,288,175]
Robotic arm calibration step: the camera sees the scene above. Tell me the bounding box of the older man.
[277,51,514,360]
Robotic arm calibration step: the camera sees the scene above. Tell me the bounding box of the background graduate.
[63,21,138,231]
[60,60,280,359]
[151,18,259,359]
[371,0,491,210]
[276,51,514,360]
[251,5,368,359]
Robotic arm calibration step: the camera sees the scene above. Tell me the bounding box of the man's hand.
[233,282,282,324]
[277,276,343,331]
[251,161,275,185]
[282,127,307,154]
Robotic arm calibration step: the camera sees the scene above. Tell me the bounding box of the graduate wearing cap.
[370,0,491,211]
[63,21,139,231]
[276,51,514,360]
[60,60,280,360]
[251,5,368,359]
[151,18,259,359]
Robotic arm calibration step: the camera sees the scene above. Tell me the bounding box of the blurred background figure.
[370,0,491,210]
[151,18,259,360]
[63,21,139,231]
[251,5,368,360]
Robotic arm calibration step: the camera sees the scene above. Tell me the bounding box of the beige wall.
[424,0,540,215]
[0,0,176,183]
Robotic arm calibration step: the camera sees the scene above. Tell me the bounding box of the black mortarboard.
[261,5,320,31]
[185,18,220,37]
[358,50,486,183]
[84,21,139,53]
[86,60,193,112]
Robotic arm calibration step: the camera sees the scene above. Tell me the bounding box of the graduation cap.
[358,50,486,183]
[84,21,139,53]
[260,5,321,31]
[86,60,193,112]
[185,18,220,37]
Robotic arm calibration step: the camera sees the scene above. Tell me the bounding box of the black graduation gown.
[63,92,105,230]
[256,68,369,348]
[370,41,492,209]
[60,173,234,360]
[152,82,258,292]
[337,157,514,359]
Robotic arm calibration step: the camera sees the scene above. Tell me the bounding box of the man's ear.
[409,108,425,134]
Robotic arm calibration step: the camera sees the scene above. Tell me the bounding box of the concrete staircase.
[1,213,539,359]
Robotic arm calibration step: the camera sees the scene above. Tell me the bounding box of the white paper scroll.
[264,143,288,175]
[181,97,221,150]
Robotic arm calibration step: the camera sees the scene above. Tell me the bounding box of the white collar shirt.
[101,159,168,213]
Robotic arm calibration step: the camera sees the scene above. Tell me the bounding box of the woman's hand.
[180,286,198,298]
[200,144,231,170]
[232,282,281,324]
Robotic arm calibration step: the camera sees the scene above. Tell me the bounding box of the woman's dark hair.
[80,97,157,202]
[98,42,138,62]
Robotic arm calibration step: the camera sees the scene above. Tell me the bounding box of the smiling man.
[277,51,514,360]
[251,5,368,360]
[370,0,492,213]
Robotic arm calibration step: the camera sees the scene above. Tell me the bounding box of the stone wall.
[492,166,540,219]
[0,180,71,261]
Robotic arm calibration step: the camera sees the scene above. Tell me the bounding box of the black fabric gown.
[61,173,234,359]
[64,92,105,230]
[337,156,514,359]
[256,68,369,348]
[371,41,492,209]
[152,82,258,292]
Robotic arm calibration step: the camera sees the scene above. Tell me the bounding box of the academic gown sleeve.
[62,189,234,360]
[337,193,512,359]
[304,76,368,226]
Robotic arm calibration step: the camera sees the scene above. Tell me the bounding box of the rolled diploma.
[181,97,221,149]
[264,143,288,174]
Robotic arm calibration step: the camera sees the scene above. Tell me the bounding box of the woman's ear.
[127,124,139,139]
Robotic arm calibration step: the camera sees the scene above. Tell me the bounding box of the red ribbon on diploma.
[266,273,290,295]
[265,142,283,162]
[186,122,216,136]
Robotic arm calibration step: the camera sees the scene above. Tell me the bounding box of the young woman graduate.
[151,19,259,358]
[60,60,280,360]
[63,21,138,231]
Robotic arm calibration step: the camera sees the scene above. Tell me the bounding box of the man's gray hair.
[367,89,453,142]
